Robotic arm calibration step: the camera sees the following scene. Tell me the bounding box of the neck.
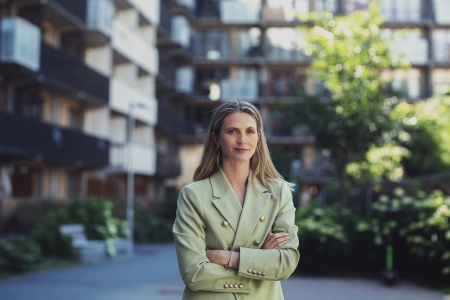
[221,160,250,190]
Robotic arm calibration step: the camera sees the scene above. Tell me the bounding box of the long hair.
[193,100,292,195]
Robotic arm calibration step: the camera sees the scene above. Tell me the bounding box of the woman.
[173,100,299,299]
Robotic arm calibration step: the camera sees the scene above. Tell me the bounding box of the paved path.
[0,244,447,300]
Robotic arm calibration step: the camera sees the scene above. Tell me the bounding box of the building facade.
[161,0,450,204]
[0,0,163,229]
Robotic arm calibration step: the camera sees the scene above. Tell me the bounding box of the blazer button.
[262,272,266,276]
[257,271,262,276]
[248,268,252,273]
[239,284,244,288]
[252,270,257,274]
[234,284,238,288]
[253,240,260,246]
[224,284,229,288]
[222,221,229,227]
[259,216,266,222]
[228,245,232,250]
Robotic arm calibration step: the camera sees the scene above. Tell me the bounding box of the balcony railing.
[157,101,185,135]
[220,80,258,101]
[0,17,41,71]
[40,42,109,103]
[0,112,109,167]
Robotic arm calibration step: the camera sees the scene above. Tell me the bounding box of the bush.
[134,205,173,244]
[0,237,41,272]
[296,202,350,273]
[358,188,450,278]
[31,210,75,259]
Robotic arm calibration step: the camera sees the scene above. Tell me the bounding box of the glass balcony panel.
[264,0,309,22]
[433,30,450,64]
[87,0,115,36]
[432,69,450,96]
[0,18,41,71]
[220,0,260,23]
[176,67,194,94]
[344,0,370,14]
[171,16,191,47]
[435,0,450,24]
[381,69,421,100]
[266,28,307,61]
[380,0,421,23]
[386,30,428,65]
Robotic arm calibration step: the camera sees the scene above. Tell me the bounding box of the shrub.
[0,237,41,272]
[31,210,75,259]
[296,202,349,273]
[134,205,173,244]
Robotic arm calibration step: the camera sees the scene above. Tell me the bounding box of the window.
[433,30,450,63]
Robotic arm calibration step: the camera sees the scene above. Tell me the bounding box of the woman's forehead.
[222,112,257,127]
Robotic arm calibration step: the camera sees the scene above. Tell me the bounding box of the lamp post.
[126,102,149,256]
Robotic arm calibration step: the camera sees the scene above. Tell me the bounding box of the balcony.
[380,0,423,24]
[220,80,258,101]
[40,42,109,104]
[434,0,450,24]
[128,0,160,25]
[0,17,41,72]
[392,36,428,65]
[109,143,156,176]
[0,111,109,168]
[109,78,158,126]
[112,20,159,75]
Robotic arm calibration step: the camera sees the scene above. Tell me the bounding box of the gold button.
[224,284,229,288]
[248,268,252,273]
[234,284,238,288]
[253,240,260,246]
[262,272,266,276]
[239,284,244,288]
[260,216,266,222]
[228,245,232,250]
[222,221,229,227]
[257,272,262,276]
[252,270,257,274]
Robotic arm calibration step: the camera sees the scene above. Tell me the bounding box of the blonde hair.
[193,100,291,195]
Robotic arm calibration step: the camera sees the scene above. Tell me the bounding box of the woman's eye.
[228,129,236,134]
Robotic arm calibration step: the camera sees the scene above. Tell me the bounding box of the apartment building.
[0,0,162,228]
[162,0,450,204]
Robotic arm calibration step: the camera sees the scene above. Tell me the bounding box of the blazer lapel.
[233,174,271,248]
[210,169,242,232]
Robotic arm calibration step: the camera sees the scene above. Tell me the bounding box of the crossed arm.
[206,232,291,269]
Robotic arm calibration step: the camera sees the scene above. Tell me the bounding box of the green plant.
[134,205,174,244]
[31,209,75,259]
[296,202,349,273]
[0,237,42,272]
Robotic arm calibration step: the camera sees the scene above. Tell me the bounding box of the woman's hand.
[262,232,290,249]
[206,250,240,270]
[206,250,229,266]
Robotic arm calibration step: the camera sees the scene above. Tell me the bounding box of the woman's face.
[214,112,259,164]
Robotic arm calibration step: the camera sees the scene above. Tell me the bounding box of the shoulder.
[179,177,212,200]
[267,179,293,202]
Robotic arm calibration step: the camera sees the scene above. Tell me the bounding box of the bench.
[59,224,107,264]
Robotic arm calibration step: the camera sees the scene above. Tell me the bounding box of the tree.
[283,3,408,207]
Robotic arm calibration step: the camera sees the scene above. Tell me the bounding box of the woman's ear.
[211,133,220,148]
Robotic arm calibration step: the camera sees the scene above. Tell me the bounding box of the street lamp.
[126,102,150,256]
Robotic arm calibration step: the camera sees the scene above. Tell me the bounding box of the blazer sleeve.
[173,185,251,294]
[237,182,300,281]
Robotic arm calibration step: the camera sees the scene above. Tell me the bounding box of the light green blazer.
[173,169,300,300]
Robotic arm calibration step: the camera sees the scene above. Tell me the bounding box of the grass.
[0,258,78,281]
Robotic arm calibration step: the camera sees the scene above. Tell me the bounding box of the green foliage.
[296,202,349,272]
[31,197,128,259]
[358,188,450,277]
[68,197,128,241]
[0,238,42,272]
[134,205,174,244]
[346,144,410,184]
[31,210,75,259]
[390,97,450,176]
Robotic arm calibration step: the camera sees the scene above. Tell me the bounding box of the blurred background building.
[1,0,450,228]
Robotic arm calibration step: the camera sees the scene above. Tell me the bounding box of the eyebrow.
[224,126,256,130]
